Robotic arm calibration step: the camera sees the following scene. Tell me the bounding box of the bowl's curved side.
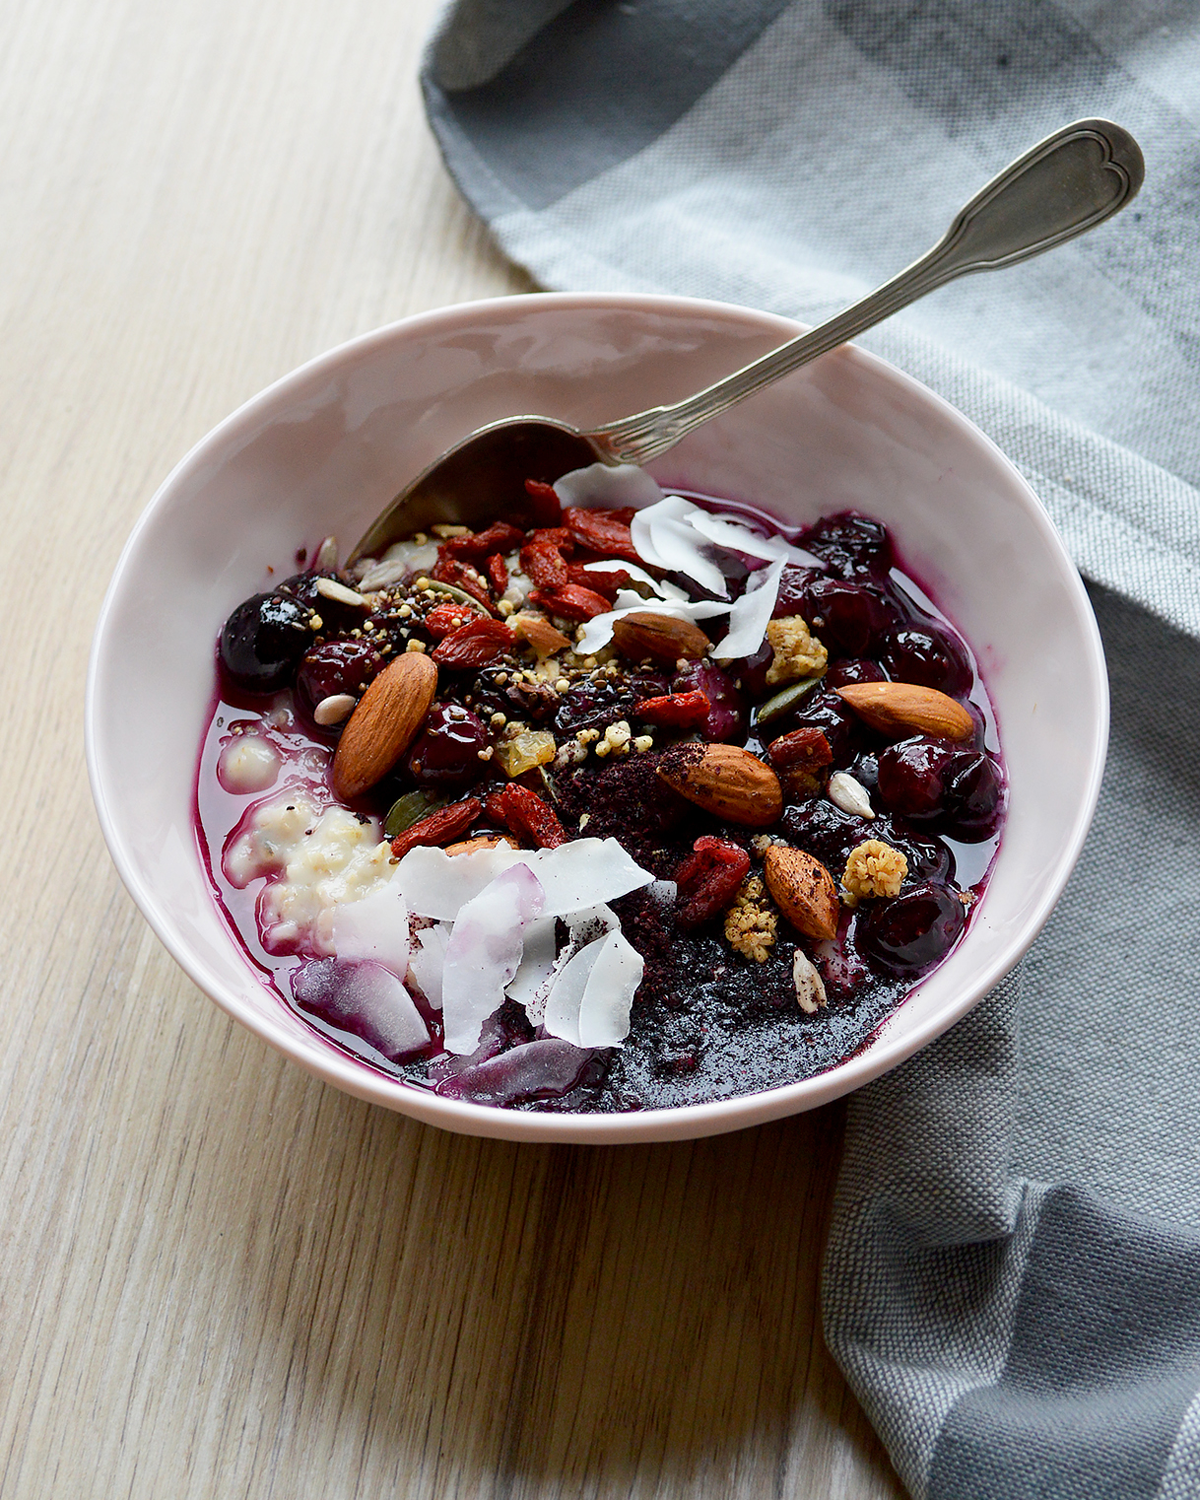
[86,292,1108,1143]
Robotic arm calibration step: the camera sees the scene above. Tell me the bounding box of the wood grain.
[0,0,903,1494]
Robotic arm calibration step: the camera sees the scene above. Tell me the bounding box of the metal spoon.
[349,118,1142,564]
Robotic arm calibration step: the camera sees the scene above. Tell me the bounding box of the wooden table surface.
[0,1,903,1494]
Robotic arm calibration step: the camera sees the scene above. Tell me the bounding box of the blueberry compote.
[196,495,1005,1113]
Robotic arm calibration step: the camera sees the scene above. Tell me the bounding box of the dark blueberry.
[219,591,312,692]
[407,703,489,790]
[857,880,966,976]
[824,658,887,688]
[554,670,669,738]
[872,815,956,884]
[849,751,879,794]
[763,687,859,763]
[295,639,382,722]
[800,512,894,577]
[772,564,820,618]
[800,577,901,657]
[737,639,775,698]
[879,625,973,698]
[876,736,1004,841]
[277,570,366,634]
[673,661,748,742]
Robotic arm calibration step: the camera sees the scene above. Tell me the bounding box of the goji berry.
[520,540,569,589]
[488,782,567,848]
[525,527,574,550]
[529,583,612,621]
[567,562,629,599]
[673,836,750,928]
[430,554,496,613]
[423,601,473,639]
[442,521,524,563]
[430,617,515,669]
[766,727,832,772]
[390,798,481,859]
[563,506,640,563]
[523,478,562,526]
[633,690,711,730]
[486,552,509,594]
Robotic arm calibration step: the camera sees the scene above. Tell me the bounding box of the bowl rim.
[86,290,1109,1143]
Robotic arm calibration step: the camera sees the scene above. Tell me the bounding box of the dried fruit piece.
[430,555,496,612]
[656,743,783,828]
[763,845,839,941]
[529,583,612,621]
[430,617,515,669]
[566,563,630,598]
[513,611,574,657]
[836,681,974,742]
[495,728,557,777]
[384,789,447,839]
[765,616,828,685]
[563,506,641,563]
[634,690,711,730]
[485,783,568,848]
[520,540,569,589]
[674,837,751,928]
[766,726,832,772]
[390,798,482,860]
[331,651,438,799]
[423,601,473,639]
[523,479,562,526]
[486,553,509,594]
[611,612,711,666]
[442,521,524,563]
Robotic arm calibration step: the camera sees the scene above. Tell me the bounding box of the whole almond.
[611,611,710,666]
[331,652,437,799]
[656,743,782,828]
[513,611,573,657]
[764,845,839,941]
[835,681,974,742]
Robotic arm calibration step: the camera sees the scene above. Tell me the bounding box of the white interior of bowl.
[86,293,1107,1144]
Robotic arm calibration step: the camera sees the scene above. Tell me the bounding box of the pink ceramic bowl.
[86,293,1107,1143]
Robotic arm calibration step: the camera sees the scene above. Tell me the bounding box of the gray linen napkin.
[421,4,1200,1494]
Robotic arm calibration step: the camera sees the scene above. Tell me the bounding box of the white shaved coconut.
[441,864,546,1055]
[630,495,692,571]
[713,556,786,661]
[393,843,528,920]
[505,914,563,1023]
[292,958,428,1060]
[529,839,654,915]
[543,937,607,1047]
[331,879,410,978]
[644,502,728,597]
[543,928,643,1048]
[582,559,688,601]
[575,587,731,655]
[567,903,618,944]
[553,462,665,511]
[688,511,823,568]
[578,929,643,1047]
[408,923,450,1009]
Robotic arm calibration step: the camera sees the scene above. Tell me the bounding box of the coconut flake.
[581,559,688,601]
[441,864,546,1055]
[646,507,728,597]
[292,958,429,1060]
[408,923,450,1009]
[553,463,665,511]
[505,914,563,1023]
[543,936,607,1047]
[688,511,824,568]
[331,878,410,978]
[577,929,643,1047]
[712,555,786,662]
[529,839,655,914]
[575,588,731,655]
[630,495,692,571]
[393,844,526,920]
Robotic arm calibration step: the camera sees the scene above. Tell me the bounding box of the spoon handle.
[589,118,1143,466]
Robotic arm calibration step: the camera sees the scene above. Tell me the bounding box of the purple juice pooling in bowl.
[195,464,1005,1113]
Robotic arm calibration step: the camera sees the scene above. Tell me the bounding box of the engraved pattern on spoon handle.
[589,119,1143,467]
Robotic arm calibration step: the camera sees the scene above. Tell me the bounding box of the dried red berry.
[633,690,711,730]
[486,552,509,594]
[430,617,514,669]
[525,526,574,550]
[487,782,568,848]
[673,836,751,928]
[442,521,524,563]
[529,583,612,621]
[423,601,472,639]
[567,562,630,599]
[563,506,641,563]
[766,727,833,771]
[524,478,562,526]
[430,555,496,612]
[390,798,481,859]
[520,540,569,589]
